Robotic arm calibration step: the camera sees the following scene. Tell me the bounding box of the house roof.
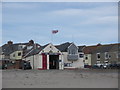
[83,45,97,54]
[23,43,50,57]
[109,43,120,52]
[22,43,41,57]
[78,45,86,52]
[0,43,27,55]
[24,47,42,57]
[0,40,41,57]
[55,42,72,52]
[83,43,120,54]
[92,45,113,53]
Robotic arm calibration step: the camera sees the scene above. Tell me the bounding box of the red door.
[42,54,47,70]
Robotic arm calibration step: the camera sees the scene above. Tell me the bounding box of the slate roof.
[55,42,72,52]
[0,43,27,55]
[24,47,42,57]
[83,43,120,54]
[83,45,97,54]
[109,43,120,52]
[78,46,86,52]
[22,43,41,57]
[24,43,49,57]
[0,41,40,56]
[92,45,113,53]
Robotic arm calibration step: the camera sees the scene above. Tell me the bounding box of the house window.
[97,53,100,60]
[79,54,84,58]
[18,52,21,56]
[85,57,88,60]
[68,50,71,54]
[116,52,120,58]
[105,52,109,59]
[68,63,72,67]
[96,60,100,64]
[71,49,75,54]
[64,63,72,67]
[27,46,33,50]
[116,52,118,58]
[68,48,78,55]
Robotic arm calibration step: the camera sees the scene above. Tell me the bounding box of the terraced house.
[0,40,119,69]
[83,43,120,66]
[0,40,39,69]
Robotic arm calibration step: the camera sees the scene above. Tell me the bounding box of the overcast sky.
[2,2,118,46]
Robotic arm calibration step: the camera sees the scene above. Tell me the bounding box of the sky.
[2,2,118,46]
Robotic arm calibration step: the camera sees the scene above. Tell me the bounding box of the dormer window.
[67,43,78,60]
[27,46,33,50]
[71,49,76,54]
[68,49,77,55]
[68,50,71,54]
[18,52,21,56]
[19,45,26,49]
[37,45,40,48]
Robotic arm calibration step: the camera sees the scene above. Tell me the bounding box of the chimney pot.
[7,41,13,45]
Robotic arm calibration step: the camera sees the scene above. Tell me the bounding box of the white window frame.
[67,43,78,55]
[96,60,100,64]
[68,50,71,55]
[96,53,100,60]
[79,53,84,58]
[116,52,118,58]
[71,49,75,55]
[27,46,33,50]
[64,63,72,67]
[68,49,78,55]
[18,52,22,56]
[105,52,109,60]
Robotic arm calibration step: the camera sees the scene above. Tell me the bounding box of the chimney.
[7,41,13,45]
[97,43,102,46]
[28,40,34,45]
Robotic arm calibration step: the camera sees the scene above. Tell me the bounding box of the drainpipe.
[61,53,64,70]
[33,55,34,69]
[61,54,62,70]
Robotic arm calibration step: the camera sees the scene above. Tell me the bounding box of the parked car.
[102,63,109,69]
[21,61,32,70]
[2,64,8,69]
[117,63,120,69]
[84,65,92,68]
[92,63,103,69]
[109,63,120,69]
[109,64,117,69]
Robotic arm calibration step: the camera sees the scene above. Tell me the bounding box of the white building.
[24,43,64,70]
[56,42,85,69]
